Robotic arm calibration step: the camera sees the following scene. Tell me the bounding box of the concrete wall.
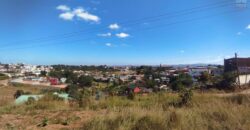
[237,74,250,85]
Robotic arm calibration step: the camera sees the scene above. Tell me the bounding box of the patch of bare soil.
[0,110,105,130]
[0,80,9,86]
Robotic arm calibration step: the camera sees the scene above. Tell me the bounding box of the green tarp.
[15,93,70,105]
[15,95,43,105]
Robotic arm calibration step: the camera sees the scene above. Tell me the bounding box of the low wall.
[237,74,250,85]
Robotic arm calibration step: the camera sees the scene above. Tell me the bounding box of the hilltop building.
[224,54,250,86]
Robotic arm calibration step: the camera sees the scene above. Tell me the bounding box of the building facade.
[224,56,250,86]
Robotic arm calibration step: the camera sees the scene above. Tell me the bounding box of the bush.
[0,73,9,80]
[167,89,193,108]
[217,72,237,91]
[78,75,93,88]
[67,85,80,99]
[40,94,64,102]
[170,73,193,91]
[179,89,193,107]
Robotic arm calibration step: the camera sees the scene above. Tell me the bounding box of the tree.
[218,72,237,90]
[170,73,193,91]
[198,72,211,85]
[171,81,185,91]
[211,75,223,87]
[198,72,211,91]
[40,71,47,77]
[66,84,79,100]
[143,66,154,80]
[66,85,91,108]
[144,79,156,88]
[14,90,24,99]
[78,75,93,88]
[49,70,63,78]
[4,64,9,72]
[64,70,78,84]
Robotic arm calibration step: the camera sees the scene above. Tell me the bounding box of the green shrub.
[0,73,9,80]
[179,89,193,107]
[41,94,64,101]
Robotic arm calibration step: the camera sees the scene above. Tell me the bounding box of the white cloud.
[116,33,130,38]
[98,33,112,37]
[57,5,71,11]
[57,5,100,22]
[59,12,74,20]
[246,24,250,29]
[105,43,112,47]
[73,8,100,22]
[109,23,120,30]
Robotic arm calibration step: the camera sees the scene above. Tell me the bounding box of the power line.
[0,9,240,51]
[0,0,234,48]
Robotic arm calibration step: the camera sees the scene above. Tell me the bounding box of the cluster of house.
[0,63,68,87]
[10,77,67,88]
[0,63,52,77]
[2,53,250,90]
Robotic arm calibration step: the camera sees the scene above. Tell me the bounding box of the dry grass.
[0,85,250,130]
[82,94,250,130]
[0,84,58,107]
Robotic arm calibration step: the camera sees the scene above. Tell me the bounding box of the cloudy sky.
[0,0,249,65]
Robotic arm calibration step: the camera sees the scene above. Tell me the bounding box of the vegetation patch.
[0,73,9,80]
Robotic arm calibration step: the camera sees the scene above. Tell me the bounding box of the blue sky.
[0,0,250,65]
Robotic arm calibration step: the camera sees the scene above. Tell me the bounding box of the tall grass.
[82,93,250,130]
[1,91,250,130]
